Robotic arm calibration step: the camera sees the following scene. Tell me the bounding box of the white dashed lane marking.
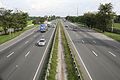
[82,40,85,43]
[92,50,98,56]
[25,51,30,58]
[108,51,116,57]
[7,52,15,58]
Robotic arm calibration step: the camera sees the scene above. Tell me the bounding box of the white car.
[37,38,46,46]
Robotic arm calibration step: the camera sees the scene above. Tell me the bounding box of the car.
[52,24,56,28]
[65,25,68,28]
[37,38,46,46]
[72,27,78,31]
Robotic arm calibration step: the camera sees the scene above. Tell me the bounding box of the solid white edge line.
[64,24,93,80]
[108,51,116,57]
[92,50,98,56]
[32,28,55,80]
[7,52,14,58]
[25,51,30,57]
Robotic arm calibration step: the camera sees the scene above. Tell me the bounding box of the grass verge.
[47,22,59,80]
[27,20,33,25]
[114,23,120,30]
[0,25,38,44]
[60,21,78,80]
[104,32,120,42]
[76,23,120,42]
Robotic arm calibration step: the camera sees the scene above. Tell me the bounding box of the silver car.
[37,38,46,46]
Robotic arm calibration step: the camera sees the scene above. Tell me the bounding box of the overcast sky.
[0,0,120,16]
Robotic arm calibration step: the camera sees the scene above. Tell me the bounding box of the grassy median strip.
[47,22,59,80]
[60,21,78,80]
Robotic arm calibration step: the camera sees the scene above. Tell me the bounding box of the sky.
[0,0,120,17]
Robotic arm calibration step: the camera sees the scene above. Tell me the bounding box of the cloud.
[0,1,4,7]
[0,0,120,16]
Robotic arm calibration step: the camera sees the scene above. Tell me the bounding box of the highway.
[63,20,120,80]
[0,21,56,80]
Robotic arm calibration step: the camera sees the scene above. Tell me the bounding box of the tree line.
[66,3,118,32]
[0,8,28,34]
[31,15,57,25]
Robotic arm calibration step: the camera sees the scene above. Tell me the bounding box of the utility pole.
[112,19,114,32]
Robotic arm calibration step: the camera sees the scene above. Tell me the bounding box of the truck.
[47,22,51,27]
[40,24,47,33]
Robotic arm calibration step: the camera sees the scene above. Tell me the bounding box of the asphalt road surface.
[63,20,120,80]
[0,22,56,80]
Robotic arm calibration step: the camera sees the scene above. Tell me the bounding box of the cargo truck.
[40,24,47,33]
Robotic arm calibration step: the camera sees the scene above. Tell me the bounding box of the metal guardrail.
[61,20,91,80]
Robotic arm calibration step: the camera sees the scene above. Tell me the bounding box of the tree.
[114,15,120,23]
[65,16,79,22]
[82,12,96,28]
[98,3,114,32]
[0,8,13,34]
[12,10,28,31]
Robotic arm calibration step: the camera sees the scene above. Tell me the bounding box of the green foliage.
[114,23,120,30]
[114,15,120,23]
[0,8,13,34]
[66,16,80,23]
[97,3,114,32]
[0,24,35,44]
[82,12,97,28]
[47,22,59,80]
[0,8,28,34]
[104,32,120,42]
[66,3,115,33]
[27,20,33,25]
[32,17,47,25]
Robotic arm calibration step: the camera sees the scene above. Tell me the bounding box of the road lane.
[7,27,55,80]
[64,21,120,80]
[0,21,56,80]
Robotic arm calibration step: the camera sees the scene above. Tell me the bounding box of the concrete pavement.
[0,21,56,80]
[63,20,120,80]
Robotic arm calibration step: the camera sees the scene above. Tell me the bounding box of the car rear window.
[40,40,45,42]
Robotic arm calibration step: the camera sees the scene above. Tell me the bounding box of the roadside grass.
[104,32,120,42]
[47,22,59,80]
[0,24,37,44]
[0,27,3,31]
[27,20,33,25]
[0,30,23,44]
[114,23,120,30]
[75,23,86,27]
[0,20,33,32]
[76,23,120,42]
[60,21,78,80]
